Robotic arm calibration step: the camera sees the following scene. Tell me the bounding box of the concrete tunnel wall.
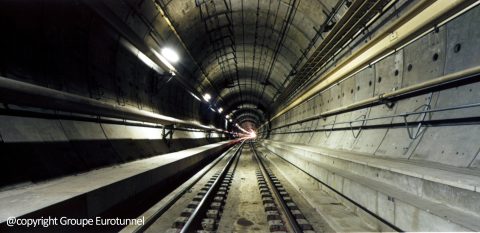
[0,116,224,187]
[1,0,480,231]
[0,1,227,188]
[260,5,480,232]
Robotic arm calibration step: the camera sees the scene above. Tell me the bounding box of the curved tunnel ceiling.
[157,0,342,126]
[232,108,266,123]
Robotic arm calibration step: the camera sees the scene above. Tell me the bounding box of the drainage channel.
[251,141,316,233]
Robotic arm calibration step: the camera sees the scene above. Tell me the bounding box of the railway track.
[251,141,315,233]
[123,140,323,233]
[122,139,402,232]
[170,140,244,233]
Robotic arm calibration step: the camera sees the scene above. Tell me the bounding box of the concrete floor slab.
[0,141,230,223]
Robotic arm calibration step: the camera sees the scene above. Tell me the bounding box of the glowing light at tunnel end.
[234,123,257,139]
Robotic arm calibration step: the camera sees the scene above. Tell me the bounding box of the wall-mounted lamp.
[203,93,211,102]
[161,47,179,63]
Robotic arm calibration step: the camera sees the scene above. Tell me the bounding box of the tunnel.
[1,0,480,232]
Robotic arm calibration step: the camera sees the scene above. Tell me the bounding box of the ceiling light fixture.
[218,107,223,113]
[203,93,211,102]
[161,47,179,63]
[190,92,201,101]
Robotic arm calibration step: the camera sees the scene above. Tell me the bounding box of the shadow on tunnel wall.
[0,0,229,189]
[0,143,229,233]
[0,137,222,188]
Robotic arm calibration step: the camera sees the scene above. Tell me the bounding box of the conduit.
[0,76,224,132]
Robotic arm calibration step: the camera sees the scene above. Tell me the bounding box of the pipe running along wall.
[260,2,480,232]
[0,1,228,188]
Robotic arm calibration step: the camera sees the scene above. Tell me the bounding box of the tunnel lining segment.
[271,0,478,122]
[0,76,224,133]
[261,65,480,133]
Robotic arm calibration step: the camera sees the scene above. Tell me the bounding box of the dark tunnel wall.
[0,0,215,123]
[0,0,226,188]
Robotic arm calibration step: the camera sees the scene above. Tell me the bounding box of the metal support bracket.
[349,114,366,138]
[266,120,272,139]
[324,119,336,137]
[205,130,212,141]
[403,103,431,140]
[379,94,395,108]
[162,124,175,147]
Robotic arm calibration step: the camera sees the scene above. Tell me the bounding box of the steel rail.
[179,140,245,233]
[261,145,403,232]
[126,144,238,233]
[250,141,303,233]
